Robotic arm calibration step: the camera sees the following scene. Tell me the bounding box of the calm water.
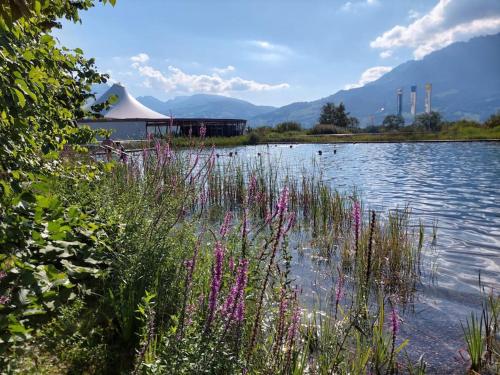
[218,142,500,373]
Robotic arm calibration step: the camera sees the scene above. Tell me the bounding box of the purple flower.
[219,211,233,238]
[199,123,207,139]
[287,303,301,348]
[353,201,361,236]
[221,258,249,326]
[0,271,6,281]
[247,175,257,205]
[391,306,399,336]
[277,186,289,215]
[206,241,224,329]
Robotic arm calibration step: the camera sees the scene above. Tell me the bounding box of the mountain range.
[252,32,500,127]
[136,94,275,120]
[96,33,500,127]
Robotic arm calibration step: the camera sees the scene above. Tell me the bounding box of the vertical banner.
[410,85,417,117]
[397,88,403,116]
[425,83,432,114]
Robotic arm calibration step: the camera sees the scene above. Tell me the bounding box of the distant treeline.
[248,102,500,136]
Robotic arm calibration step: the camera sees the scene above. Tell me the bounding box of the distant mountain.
[137,94,276,119]
[251,33,500,127]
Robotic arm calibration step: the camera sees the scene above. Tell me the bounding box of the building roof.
[91,83,169,120]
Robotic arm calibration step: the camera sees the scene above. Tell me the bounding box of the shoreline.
[111,137,500,150]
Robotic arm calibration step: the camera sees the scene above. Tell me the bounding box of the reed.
[462,312,484,372]
[10,136,438,374]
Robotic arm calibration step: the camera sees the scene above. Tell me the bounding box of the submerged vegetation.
[0,1,499,374]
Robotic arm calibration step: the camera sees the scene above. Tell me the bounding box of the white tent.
[80,83,169,139]
[92,83,168,120]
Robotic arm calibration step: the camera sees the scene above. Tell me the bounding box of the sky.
[54,0,500,107]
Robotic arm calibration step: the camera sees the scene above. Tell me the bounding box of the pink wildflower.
[277,186,289,215]
[391,306,400,336]
[219,211,233,238]
[247,175,257,205]
[206,241,224,329]
[287,303,301,349]
[221,259,248,327]
[354,201,361,236]
[199,123,207,139]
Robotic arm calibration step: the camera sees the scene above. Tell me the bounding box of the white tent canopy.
[92,83,168,120]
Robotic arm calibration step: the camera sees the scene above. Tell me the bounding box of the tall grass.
[5,136,443,373]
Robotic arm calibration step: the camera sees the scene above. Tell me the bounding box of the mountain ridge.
[137,93,276,119]
[95,33,500,127]
[251,32,500,127]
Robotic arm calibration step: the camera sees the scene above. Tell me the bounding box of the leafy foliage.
[382,114,405,130]
[0,0,115,360]
[275,121,302,132]
[484,112,500,129]
[413,111,442,131]
[318,102,358,129]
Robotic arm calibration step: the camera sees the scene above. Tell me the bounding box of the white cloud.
[370,0,500,59]
[379,50,393,59]
[408,9,420,20]
[212,65,236,74]
[247,40,293,62]
[130,53,149,64]
[131,60,289,94]
[341,0,379,12]
[344,66,392,90]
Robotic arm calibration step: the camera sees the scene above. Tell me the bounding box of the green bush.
[275,121,302,132]
[484,113,500,128]
[247,132,261,144]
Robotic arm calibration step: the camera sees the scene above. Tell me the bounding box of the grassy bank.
[119,121,500,149]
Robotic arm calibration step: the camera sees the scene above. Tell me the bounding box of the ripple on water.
[222,142,500,371]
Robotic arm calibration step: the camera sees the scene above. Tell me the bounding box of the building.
[425,83,432,114]
[410,85,417,118]
[79,84,246,139]
[396,88,403,116]
[147,118,246,138]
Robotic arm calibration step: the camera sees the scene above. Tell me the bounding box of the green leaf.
[40,34,53,44]
[13,88,26,108]
[395,339,410,354]
[22,50,35,61]
[34,1,41,14]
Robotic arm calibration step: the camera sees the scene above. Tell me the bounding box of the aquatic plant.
[462,311,485,372]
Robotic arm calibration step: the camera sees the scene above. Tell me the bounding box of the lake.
[215,141,500,373]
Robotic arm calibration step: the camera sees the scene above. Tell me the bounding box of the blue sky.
[54,0,500,107]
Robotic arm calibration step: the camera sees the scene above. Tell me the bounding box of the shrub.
[275,121,302,132]
[484,113,500,128]
[247,132,261,145]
